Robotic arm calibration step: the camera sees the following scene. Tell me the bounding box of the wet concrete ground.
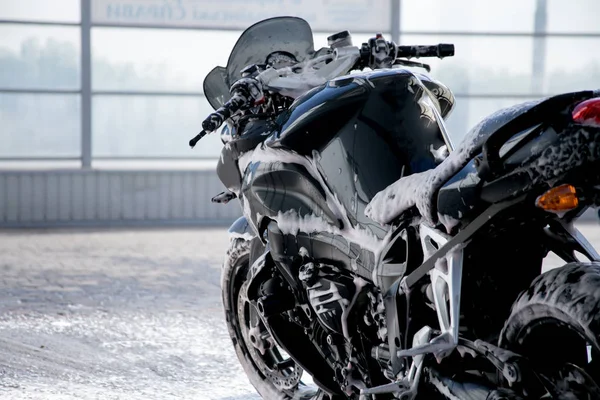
[0,228,258,400]
[0,222,599,399]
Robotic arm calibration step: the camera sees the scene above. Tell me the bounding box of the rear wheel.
[222,238,324,400]
[500,262,600,399]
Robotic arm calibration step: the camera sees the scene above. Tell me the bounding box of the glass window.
[544,38,600,94]
[0,25,81,90]
[92,29,385,94]
[401,0,536,33]
[547,0,600,33]
[92,28,240,93]
[92,95,222,158]
[445,96,540,144]
[400,34,534,95]
[0,93,81,157]
[0,0,80,23]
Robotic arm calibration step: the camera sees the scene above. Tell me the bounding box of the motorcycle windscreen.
[203,66,231,110]
[225,16,315,87]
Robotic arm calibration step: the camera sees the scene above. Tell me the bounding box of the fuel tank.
[268,68,453,228]
[239,69,453,281]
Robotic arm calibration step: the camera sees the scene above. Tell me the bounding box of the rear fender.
[544,219,600,263]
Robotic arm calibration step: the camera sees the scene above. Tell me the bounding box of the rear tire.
[500,262,600,398]
[221,238,324,400]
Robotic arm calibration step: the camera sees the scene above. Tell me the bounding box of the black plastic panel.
[242,160,341,231]
[436,160,482,220]
[216,146,242,193]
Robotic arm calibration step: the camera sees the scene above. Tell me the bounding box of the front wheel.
[500,262,600,399]
[221,238,324,400]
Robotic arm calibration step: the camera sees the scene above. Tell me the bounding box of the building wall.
[0,170,240,227]
[1,169,596,228]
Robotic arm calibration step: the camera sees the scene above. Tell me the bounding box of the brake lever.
[393,59,431,72]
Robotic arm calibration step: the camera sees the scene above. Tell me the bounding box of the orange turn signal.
[536,184,579,212]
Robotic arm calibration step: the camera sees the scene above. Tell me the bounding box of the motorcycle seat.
[366,90,600,227]
[365,98,544,225]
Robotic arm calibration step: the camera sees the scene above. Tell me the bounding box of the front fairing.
[203,17,316,110]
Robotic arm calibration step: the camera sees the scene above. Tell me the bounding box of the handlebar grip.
[189,130,208,148]
[396,43,454,58]
[189,90,249,148]
[202,112,226,132]
[188,79,259,149]
[202,91,249,131]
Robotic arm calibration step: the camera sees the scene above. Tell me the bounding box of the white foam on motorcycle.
[242,144,393,269]
[365,99,543,226]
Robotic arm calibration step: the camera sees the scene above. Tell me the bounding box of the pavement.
[0,228,258,400]
[0,221,599,399]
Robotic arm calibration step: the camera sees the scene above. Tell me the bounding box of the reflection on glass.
[0,25,81,89]
[401,0,535,33]
[0,0,80,23]
[92,95,222,158]
[92,28,240,92]
[0,94,81,156]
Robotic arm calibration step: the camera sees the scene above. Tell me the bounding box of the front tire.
[500,262,600,399]
[221,238,323,400]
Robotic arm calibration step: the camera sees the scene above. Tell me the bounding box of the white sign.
[91,0,392,33]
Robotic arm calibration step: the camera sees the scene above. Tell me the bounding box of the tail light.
[536,184,579,212]
[572,98,600,127]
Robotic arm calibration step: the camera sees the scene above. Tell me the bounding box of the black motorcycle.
[190,16,600,400]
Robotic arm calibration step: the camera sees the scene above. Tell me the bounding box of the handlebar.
[190,38,455,148]
[395,44,455,59]
[359,37,454,70]
[204,93,248,132]
[189,88,252,148]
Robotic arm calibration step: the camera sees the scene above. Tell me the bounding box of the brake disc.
[237,281,302,391]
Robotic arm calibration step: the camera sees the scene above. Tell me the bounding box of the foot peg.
[360,365,422,400]
[397,331,456,362]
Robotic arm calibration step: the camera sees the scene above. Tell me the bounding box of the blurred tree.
[0,38,80,156]
[0,38,78,89]
[547,63,600,94]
